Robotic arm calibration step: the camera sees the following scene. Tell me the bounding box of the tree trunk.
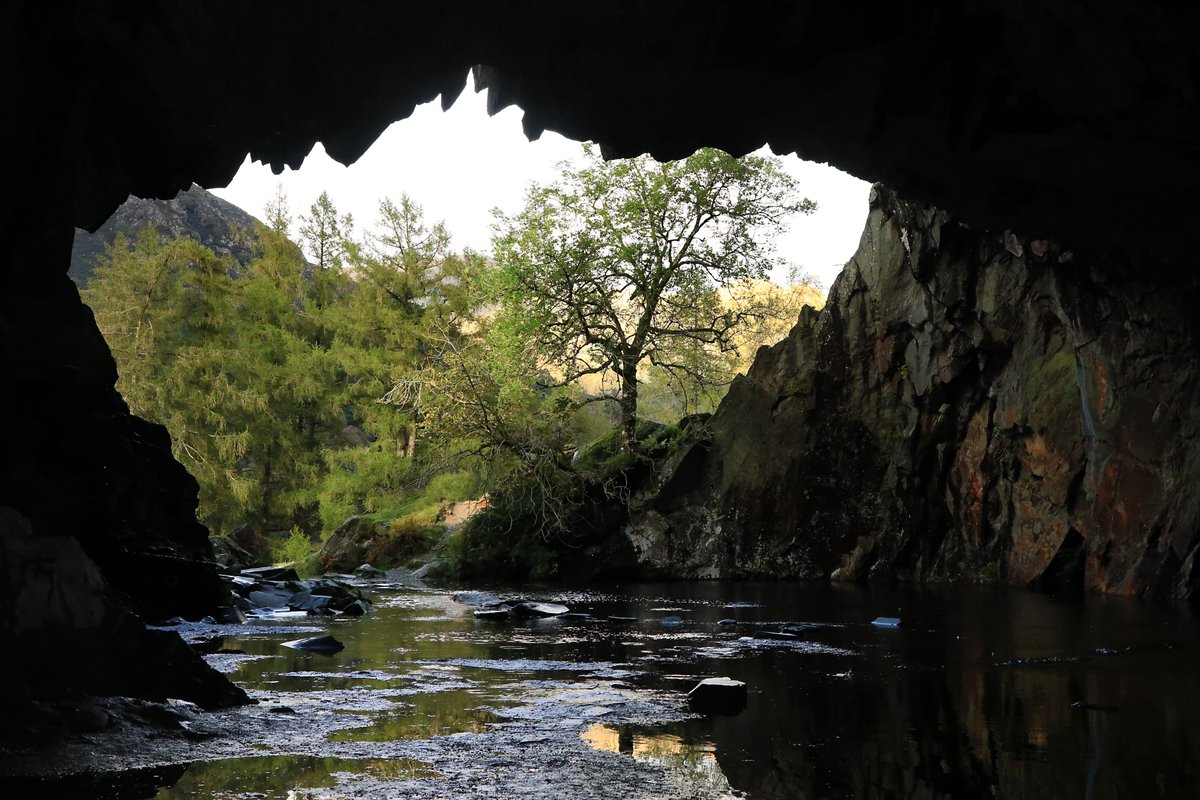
[618,362,638,452]
[261,456,272,530]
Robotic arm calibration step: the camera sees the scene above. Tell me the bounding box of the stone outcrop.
[69,184,263,285]
[0,507,248,713]
[632,186,1200,600]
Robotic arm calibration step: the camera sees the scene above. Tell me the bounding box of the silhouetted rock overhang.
[4,1,1200,271]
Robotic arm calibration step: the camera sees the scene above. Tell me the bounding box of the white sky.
[212,75,870,291]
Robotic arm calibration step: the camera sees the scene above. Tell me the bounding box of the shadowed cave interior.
[2,0,1200,765]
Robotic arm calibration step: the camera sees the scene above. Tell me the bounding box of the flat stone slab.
[241,566,300,582]
[871,617,902,628]
[509,602,569,618]
[282,635,345,654]
[687,676,747,716]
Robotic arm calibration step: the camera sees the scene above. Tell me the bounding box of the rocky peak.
[70,184,262,284]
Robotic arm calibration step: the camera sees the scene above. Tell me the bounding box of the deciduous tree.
[491,146,814,450]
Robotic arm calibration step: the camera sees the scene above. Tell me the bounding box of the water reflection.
[34,581,1197,799]
[152,756,437,799]
[583,723,739,797]
[326,688,506,741]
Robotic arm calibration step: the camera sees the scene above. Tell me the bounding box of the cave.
[3,0,1200,782]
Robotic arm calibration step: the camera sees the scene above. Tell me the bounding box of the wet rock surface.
[631,186,1200,600]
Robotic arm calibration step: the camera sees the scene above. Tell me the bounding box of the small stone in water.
[871,617,902,627]
[283,635,345,653]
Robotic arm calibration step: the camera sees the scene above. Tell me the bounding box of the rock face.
[0,268,230,624]
[632,186,1200,601]
[69,184,263,285]
[0,507,248,709]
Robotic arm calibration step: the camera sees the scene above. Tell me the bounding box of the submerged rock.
[871,617,902,628]
[473,609,510,621]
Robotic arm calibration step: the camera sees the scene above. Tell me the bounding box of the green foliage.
[85,157,814,582]
[365,514,443,568]
[84,224,341,537]
[274,528,316,565]
[84,192,490,545]
[491,144,815,449]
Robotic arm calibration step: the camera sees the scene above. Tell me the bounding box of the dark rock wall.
[0,229,236,710]
[0,259,228,623]
[7,3,1200,265]
[633,187,1200,600]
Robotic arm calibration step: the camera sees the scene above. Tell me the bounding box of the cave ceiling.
[6,1,1200,270]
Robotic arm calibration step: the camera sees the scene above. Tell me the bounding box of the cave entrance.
[74,71,868,577]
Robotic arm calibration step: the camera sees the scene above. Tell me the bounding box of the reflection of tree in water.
[582,723,739,797]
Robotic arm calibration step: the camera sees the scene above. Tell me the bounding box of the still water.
[77,583,1200,797]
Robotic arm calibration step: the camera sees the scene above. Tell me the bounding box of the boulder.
[247,590,290,609]
[318,516,382,573]
[210,536,254,573]
[355,563,386,579]
[289,592,333,612]
[339,599,370,617]
[687,677,747,716]
[871,617,902,628]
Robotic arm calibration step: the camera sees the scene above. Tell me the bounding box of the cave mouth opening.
[73,72,870,579]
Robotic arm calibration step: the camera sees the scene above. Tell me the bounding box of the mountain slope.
[70,184,262,284]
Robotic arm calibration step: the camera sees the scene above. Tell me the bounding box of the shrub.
[273,527,315,565]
